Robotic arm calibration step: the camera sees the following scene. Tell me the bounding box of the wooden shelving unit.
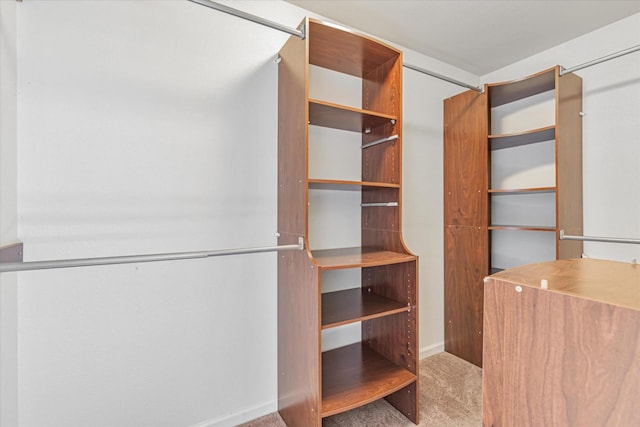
[277,18,418,425]
[443,66,583,367]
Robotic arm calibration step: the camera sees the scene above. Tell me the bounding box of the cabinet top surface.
[488,258,640,310]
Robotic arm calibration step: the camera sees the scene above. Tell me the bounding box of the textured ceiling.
[286,0,640,75]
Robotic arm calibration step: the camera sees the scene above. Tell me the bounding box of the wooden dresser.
[483,258,640,426]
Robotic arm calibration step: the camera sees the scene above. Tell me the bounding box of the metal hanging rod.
[189,0,482,92]
[362,135,398,149]
[560,230,640,245]
[187,0,305,39]
[361,202,398,207]
[0,237,305,273]
[560,44,640,76]
[403,63,483,93]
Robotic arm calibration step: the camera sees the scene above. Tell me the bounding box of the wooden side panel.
[444,225,487,367]
[278,238,321,427]
[278,23,321,427]
[556,71,583,259]
[443,89,488,227]
[278,24,308,239]
[483,278,640,427]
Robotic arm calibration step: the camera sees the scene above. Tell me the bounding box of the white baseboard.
[420,341,444,360]
[189,400,277,427]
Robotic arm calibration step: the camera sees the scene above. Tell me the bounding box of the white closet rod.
[560,45,640,76]
[187,0,305,38]
[187,0,482,92]
[559,230,640,245]
[0,237,305,273]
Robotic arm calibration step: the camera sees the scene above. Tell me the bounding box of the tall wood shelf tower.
[443,66,583,367]
[277,18,419,426]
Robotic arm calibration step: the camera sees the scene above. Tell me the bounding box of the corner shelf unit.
[443,66,583,367]
[277,18,418,426]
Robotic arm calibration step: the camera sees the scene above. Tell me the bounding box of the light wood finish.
[483,259,640,426]
[443,67,583,367]
[278,17,418,425]
[555,70,584,259]
[489,125,555,150]
[309,99,396,133]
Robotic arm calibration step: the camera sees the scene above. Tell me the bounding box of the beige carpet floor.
[240,351,482,427]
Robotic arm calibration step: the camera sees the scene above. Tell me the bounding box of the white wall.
[1,0,19,426]
[8,1,475,426]
[482,13,640,264]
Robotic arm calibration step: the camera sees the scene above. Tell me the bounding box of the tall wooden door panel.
[444,225,487,367]
[443,89,488,227]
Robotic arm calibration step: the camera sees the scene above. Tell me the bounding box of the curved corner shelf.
[488,67,556,107]
[321,343,416,417]
[311,247,416,270]
[321,288,408,329]
[489,125,555,150]
[309,99,397,133]
[489,225,556,232]
[489,187,556,194]
[308,179,400,191]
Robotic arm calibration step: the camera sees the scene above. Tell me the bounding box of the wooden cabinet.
[444,66,583,367]
[277,18,418,425]
[483,259,640,426]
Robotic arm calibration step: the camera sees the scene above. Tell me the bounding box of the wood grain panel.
[483,260,640,427]
[278,234,321,427]
[278,21,308,239]
[308,19,400,78]
[488,67,555,107]
[444,225,488,367]
[443,89,488,227]
[321,343,416,418]
[556,70,583,259]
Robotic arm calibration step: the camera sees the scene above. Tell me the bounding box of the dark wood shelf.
[489,225,556,232]
[308,19,401,78]
[489,187,556,194]
[308,179,400,191]
[321,343,416,417]
[322,288,408,329]
[489,125,555,150]
[488,67,556,107]
[312,247,416,270]
[309,99,397,133]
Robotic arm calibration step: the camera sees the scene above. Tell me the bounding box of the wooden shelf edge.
[489,225,556,232]
[489,187,556,194]
[321,288,408,329]
[309,179,400,191]
[489,125,555,150]
[311,247,416,270]
[309,98,397,121]
[321,343,417,418]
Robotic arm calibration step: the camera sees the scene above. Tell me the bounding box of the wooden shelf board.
[312,247,416,270]
[489,225,556,232]
[488,67,556,107]
[309,99,397,133]
[489,187,556,194]
[321,343,416,418]
[308,19,401,78]
[489,125,555,150]
[309,179,400,191]
[322,288,408,329]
